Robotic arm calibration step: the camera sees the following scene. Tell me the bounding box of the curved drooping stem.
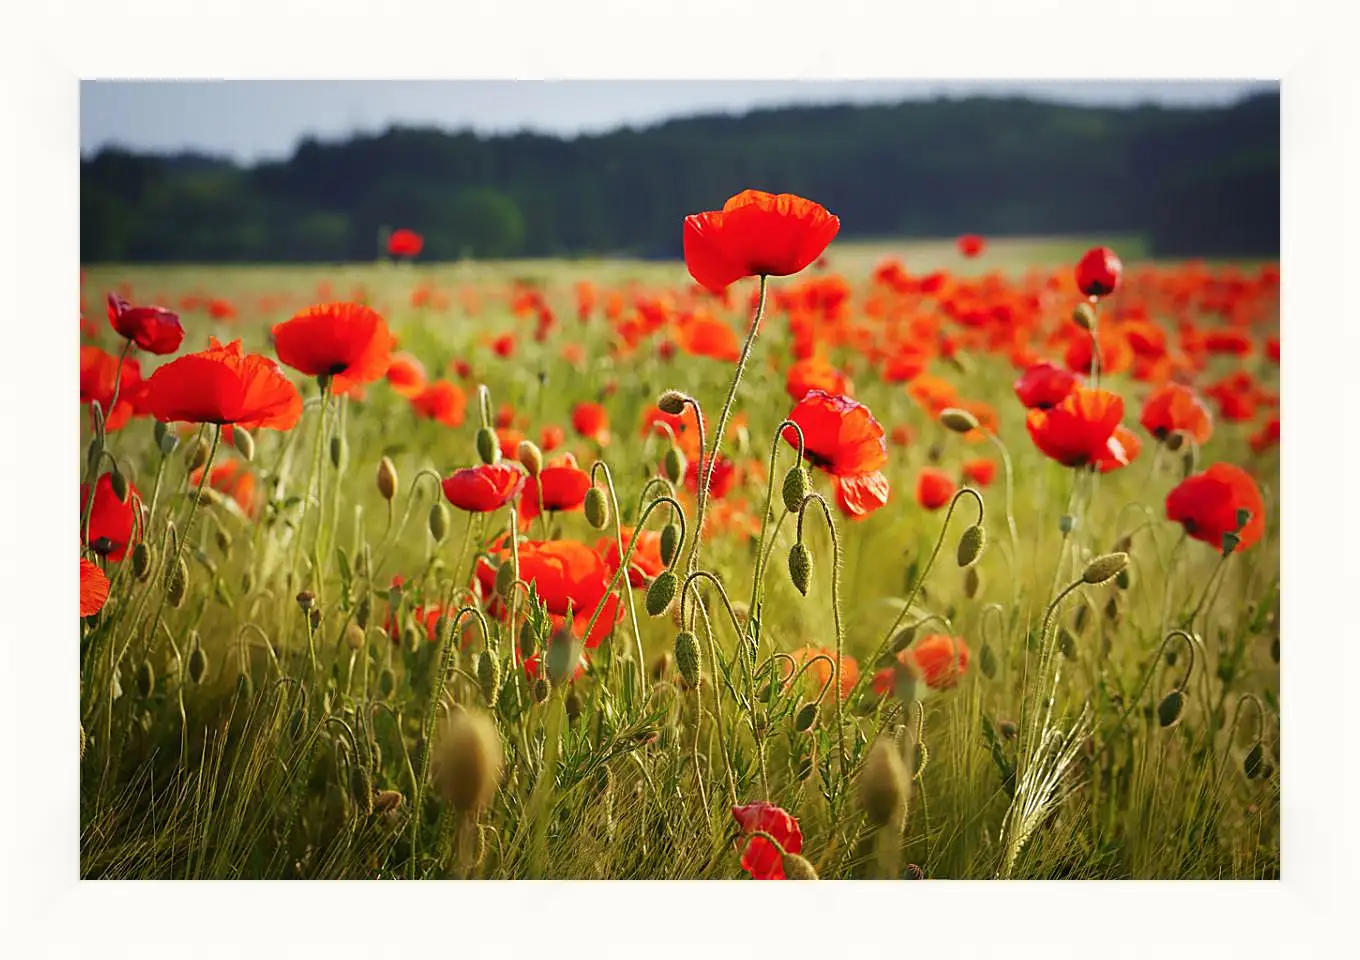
[747,419,805,633]
[590,460,647,691]
[795,492,850,775]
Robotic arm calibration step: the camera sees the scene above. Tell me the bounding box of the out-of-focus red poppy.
[80,345,143,431]
[491,333,516,359]
[571,402,610,444]
[783,390,890,518]
[190,459,261,518]
[957,234,986,258]
[1166,462,1265,553]
[1075,246,1123,299]
[1250,416,1280,454]
[1014,361,1078,410]
[1203,330,1253,356]
[442,463,526,513]
[540,424,565,452]
[597,527,666,588]
[1140,383,1213,445]
[915,467,957,510]
[731,801,803,880]
[273,302,393,394]
[410,380,467,427]
[961,458,996,487]
[675,310,742,362]
[385,352,428,398]
[141,338,302,431]
[107,293,184,355]
[685,454,736,499]
[81,473,139,562]
[782,645,859,702]
[1264,336,1280,364]
[785,356,852,401]
[642,405,706,460]
[683,190,840,293]
[520,455,591,525]
[475,539,622,647]
[889,424,915,448]
[1025,387,1125,468]
[908,375,960,417]
[388,228,424,258]
[80,557,110,617]
[875,634,971,694]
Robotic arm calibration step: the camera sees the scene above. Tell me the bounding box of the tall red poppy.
[1140,383,1214,445]
[520,455,592,525]
[1014,361,1078,410]
[731,802,803,880]
[385,352,428,398]
[388,228,424,258]
[107,293,184,355]
[1165,462,1265,553]
[410,380,468,427]
[141,338,302,430]
[1075,246,1123,299]
[674,311,741,362]
[81,472,139,562]
[475,539,622,647]
[961,458,996,487]
[783,390,890,518]
[273,302,393,393]
[80,345,143,431]
[683,190,840,293]
[441,463,526,513]
[1025,387,1126,468]
[80,557,110,617]
[571,402,611,444]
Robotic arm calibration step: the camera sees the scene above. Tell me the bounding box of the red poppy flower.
[1025,387,1125,468]
[491,333,516,359]
[387,228,424,258]
[410,380,468,427]
[889,424,915,448]
[81,472,139,562]
[597,528,666,588]
[1094,425,1141,473]
[520,455,592,524]
[961,458,996,487]
[674,310,742,362]
[107,293,184,354]
[1250,416,1280,454]
[540,424,565,451]
[873,634,971,694]
[783,390,890,519]
[273,302,394,393]
[80,345,143,432]
[957,234,986,258]
[385,352,428,398]
[785,357,852,401]
[190,459,261,518]
[833,470,891,519]
[1165,462,1265,553]
[475,540,622,646]
[1075,246,1123,299]
[915,467,957,510]
[683,190,840,293]
[1203,330,1253,356]
[80,557,110,617]
[140,338,302,430]
[571,402,610,444]
[685,454,737,499]
[1140,383,1214,445]
[731,801,803,880]
[441,463,526,513]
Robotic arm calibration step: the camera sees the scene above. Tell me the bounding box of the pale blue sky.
[81,80,1277,163]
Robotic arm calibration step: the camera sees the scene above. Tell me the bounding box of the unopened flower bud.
[794,702,819,733]
[131,541,152,581]
[584,486,609,530]
[377,456,398,501]
[646,569,678,616]
[1157,689,1186,728]
[1082,552,1128,584]
[939,407,980,434]
[1072,301,1096,331]
[329,435,346,470]
[188,642,208,684]
[1221,532,1240,556]
[475,427,500,465]
[980,643,998,679]
[659,522,681,566]
[859,736,910,828]
[788,542,812,596]
[674,630,701,689]
[477,649,501,705]
[657,390,689,416]
[891,626,918,654]
[378,667,396,698]
[1058,513,1076,535]
[494,560,516,598]
[545,625,581,687]
[516,440,543,477]
[957,524,985,567]
[355,593,371,629]
[661,447,685,484]
[782,852,819,880]
[186,437,210,472]
[782,466,810,514]
[964,565,981,599]
[154,420,179,455]
[345,622,366,651]
[166,557,188,607]
[531,676,551,703]
[432,710,503,813]
[1244,741,1265,780]
[135,659,155,699]
[309,607,322,631]
[1165,431,1185,452]
[428,501,450,542]
[109,467,130,503]
[232,426,255,462]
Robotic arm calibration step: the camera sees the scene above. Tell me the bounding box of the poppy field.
[78,192,1280,880]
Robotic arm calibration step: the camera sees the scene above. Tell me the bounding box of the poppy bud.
[518,619,538,661]
[939,407,980,434]
[329,435,346,470]
[584,486,609,530]
[1072,302,1096,331]
[661,447,685,485]
[1221,532,1240,556]
[345,622,366,651]
[432,710,503,813]
[1081,552,1128,584]
[674,630,701,689]
[789,542,812,596]
[428,502,450,542]
[782,466,810,514]
[131,542,152,580]
[979,642,998,679]
[891,625,918,654]
[782,852,819,880]
[241,569,255,595]
[859,736,910,828]
[1057,629,1077,660]
[377,456,398,501]
[355,593,371,630]
[379,667,396,698]
[1074,602,1090,634]
[231,426,255,462]
[213,525,233,556]
[545,625,581,687]
[135,659,155,699]
[1113,534,1132,554]
[350,763,374,817]
[794,702,819,733]
[296,590,316,612]
[957,524,986,567]
[475,427,500,465]
[154,420,179,456]
[657,390,690,416]
[905,863,925,880]
[516,440,543,478]
[964,566,981,599]
[565,689,583,725]
[109,467,131,504]
[494,560,515,598]
[186,437,210,472]
[531,676,551,704]
[646,570,678,616]
[1244,741,1265,780]
[188,643,208,684]
[1115,567,1132,590]
[166,557,188,607]
[1157,689,1186,728]
[477,650,501,705]
[1058,513,1076,535]
[660,522,681,566]
[1103,595,1119,623]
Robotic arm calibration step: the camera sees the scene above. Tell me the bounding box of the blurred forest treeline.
[81,91,1279,263]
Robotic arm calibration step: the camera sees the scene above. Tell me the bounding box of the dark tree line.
[80,92,1279,264]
